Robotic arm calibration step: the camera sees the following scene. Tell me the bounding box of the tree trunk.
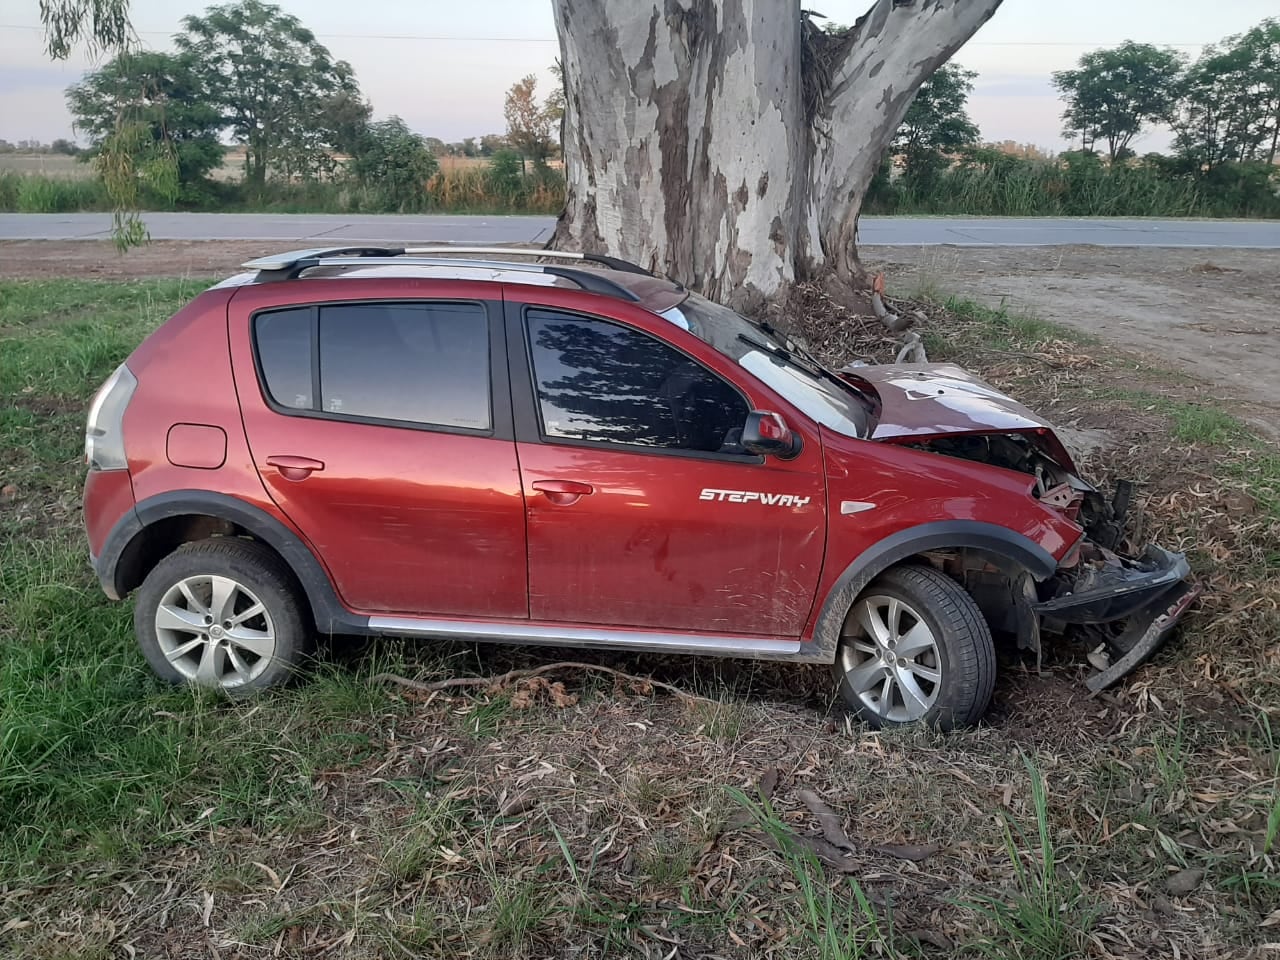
[550,0,1001,308]
[1268,107,1279,167]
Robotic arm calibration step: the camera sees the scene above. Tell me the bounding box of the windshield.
[662,291,871,438]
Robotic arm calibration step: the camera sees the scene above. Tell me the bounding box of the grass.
[865,154,1280,219]
[961,756,1095,960]
[931,293,1099,348]
[2,274,1278,957]
[5,149,1278,218]
[0,278,415,892]
[732,787,896,959]
[0,171,112,212]
[0,164,565,216]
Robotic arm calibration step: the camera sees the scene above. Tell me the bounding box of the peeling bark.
[552,0,1002,304]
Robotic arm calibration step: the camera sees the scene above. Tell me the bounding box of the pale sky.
[1,0,1276,152]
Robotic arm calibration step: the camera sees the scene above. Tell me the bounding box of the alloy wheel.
[836,594,942,723]
[154,574,277,689]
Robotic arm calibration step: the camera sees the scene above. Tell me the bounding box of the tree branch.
[805,0,1004,279]
[373,661,718,704]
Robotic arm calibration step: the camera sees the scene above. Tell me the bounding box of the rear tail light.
[84,363,137,471]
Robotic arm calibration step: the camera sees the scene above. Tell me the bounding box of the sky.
[1,0,1277,152]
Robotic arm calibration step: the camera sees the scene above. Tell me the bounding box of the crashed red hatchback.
[83,247,1196,728]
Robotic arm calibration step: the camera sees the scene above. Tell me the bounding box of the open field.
[0,154,86,177]
[0,151,546,181]
[0,244,1277,958]
[0,152,244,182]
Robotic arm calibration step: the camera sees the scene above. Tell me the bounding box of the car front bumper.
[1035,542,1199,691]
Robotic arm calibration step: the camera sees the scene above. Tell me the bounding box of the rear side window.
[253,301,491,431]
[526,309,748,453]
[255,308,313,410]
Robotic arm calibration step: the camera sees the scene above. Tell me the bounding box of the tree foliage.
[175,0,366,185]
[504,74,560,166]
[1052,42,1185,160]
[892,63,979,180]
[1175,18,1280,169]
[67,51,223,198]
[38,0,131,59]
[350,117,438,212]
[38,0,152,246]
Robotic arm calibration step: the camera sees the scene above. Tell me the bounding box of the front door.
[230,289,527,618]
[511,303,826,636]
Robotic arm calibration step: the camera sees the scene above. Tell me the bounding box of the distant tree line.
[53,0,563,215]
[0,139,81,155]
[12,6,1275,220]
[866,18,1280,218]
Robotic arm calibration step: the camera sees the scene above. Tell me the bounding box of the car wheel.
[833,564,995,730]
[134,538,311,695]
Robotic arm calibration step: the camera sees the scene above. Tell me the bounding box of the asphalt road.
[1,212,1279,247]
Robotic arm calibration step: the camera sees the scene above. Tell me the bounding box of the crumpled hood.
[844,363,1074,466]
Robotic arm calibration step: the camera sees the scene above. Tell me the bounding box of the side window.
[318,302,491,429]
[526,309,748,453]
[255,308,313,410]
[253,301,492,431]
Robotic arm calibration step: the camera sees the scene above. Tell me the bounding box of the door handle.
[266,455,325,482]
[532,479,594,506]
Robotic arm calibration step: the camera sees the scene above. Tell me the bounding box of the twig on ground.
[372,662,718,704]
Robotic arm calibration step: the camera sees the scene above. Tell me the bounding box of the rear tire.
[832,564,995,730]
[134,538,312,695]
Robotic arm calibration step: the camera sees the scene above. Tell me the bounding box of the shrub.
[11,176,109,213]
[349,117,439,213]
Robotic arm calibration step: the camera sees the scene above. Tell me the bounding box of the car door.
[506,292,826,637]
[229,281,528,618]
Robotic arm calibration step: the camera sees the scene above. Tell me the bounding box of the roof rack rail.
[401,246,654,277]
[243,252,644,303]
[241,245,654,278]
[242,247,407,271]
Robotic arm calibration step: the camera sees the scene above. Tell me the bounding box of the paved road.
[2,212,1279,247]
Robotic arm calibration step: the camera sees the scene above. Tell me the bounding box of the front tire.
[833,564,995,730]
[134,538,311,695]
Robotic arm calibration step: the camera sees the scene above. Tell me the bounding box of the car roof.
[215,246,689,316]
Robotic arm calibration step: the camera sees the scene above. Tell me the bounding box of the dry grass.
[2,276,1278,958]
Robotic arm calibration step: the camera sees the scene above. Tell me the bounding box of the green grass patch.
[0,171,111,213]
[938,294,1097,349]
[0,167,566,216]
[730,786,895,959]
[1116,393,1252,446]
[0,278,213,399]
[961,756,1096,960]
[0,277,411,888]
[1088,387,1279,516]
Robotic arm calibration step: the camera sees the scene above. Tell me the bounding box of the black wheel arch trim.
[96,490,371,635]
[800,520,1060,664]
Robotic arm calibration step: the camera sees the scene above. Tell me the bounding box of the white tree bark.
[552,0,1002,306]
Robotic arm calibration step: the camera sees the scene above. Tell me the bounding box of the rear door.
[228,281,527,618]
[506,291,827,637]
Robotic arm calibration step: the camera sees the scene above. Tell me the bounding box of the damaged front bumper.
[1035,543,1200,692]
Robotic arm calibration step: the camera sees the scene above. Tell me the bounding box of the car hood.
[844,363,1075,466]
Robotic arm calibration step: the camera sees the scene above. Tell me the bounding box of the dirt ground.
[2,238,1277,434]
[864,244,1280,437]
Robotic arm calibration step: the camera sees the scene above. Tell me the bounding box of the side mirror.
[743,410,802,459]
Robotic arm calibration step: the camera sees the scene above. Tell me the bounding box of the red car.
[83,246,1196,728]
